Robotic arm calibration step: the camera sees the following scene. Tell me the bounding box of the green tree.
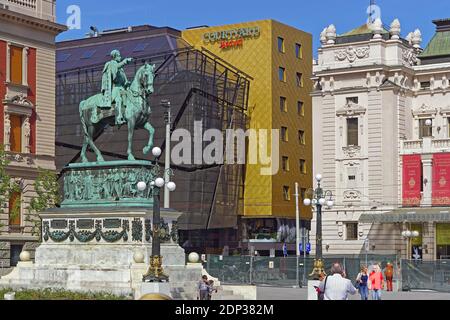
[26,169,60,239]
[0,145,20,230]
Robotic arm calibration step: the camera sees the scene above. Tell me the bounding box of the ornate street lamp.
[303,174,334,280]
[141,147,176,282]
[402,229,420,260]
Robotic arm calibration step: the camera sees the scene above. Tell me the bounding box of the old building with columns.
[0,0,66,269]
[311,16,450,261]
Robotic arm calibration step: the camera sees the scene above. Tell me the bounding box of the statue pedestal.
[0,207,186,297]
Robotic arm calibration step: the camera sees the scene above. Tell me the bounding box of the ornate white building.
[311,17,450,261]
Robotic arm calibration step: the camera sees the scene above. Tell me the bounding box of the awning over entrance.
[359,208,450,223]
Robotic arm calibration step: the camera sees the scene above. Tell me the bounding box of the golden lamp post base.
[143,255,169,283]
[309,259,326,280]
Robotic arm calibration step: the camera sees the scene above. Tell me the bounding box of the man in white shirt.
[319,263,357,300]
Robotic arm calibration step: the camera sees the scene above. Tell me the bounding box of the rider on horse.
[100,50,133,125]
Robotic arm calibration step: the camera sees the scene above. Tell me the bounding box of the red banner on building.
[403,155,422,207]
[432,153,450,206]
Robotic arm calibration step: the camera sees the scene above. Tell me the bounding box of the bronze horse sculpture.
[79,63,156,162]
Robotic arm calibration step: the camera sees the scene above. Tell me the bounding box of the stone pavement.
[256,286,450,300]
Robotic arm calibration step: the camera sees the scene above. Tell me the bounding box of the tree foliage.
[26,169,60,238]
[0,145,20,229]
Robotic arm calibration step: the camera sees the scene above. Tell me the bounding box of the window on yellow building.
[282,156,290,172]
[300,159,307,174]
[300,188,306,201]
[299,130,306,145]
[279,67,286,82]
[295,43,303,59]
[10,46,23,85]
[281,127,288,142]
[296,72,303,87]
[278,37,285,53]
[283,186,291,201]
[9,192,21,227]
[298,101,304,116]
[10,114,22,153]
[280,96,287,112]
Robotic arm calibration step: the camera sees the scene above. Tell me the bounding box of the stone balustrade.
[0,0,55,22]
[402,137,450,154]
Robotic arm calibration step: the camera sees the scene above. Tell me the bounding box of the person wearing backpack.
[369,264,384,300]
[356,266,369,300]
[318,263,357,300]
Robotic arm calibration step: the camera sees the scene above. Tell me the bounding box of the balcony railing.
[0,0,55,22]
[6,0,36,9]
[402,138,450,154]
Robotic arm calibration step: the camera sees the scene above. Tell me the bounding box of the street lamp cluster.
[141,147,176,283]
[303,174,334,280]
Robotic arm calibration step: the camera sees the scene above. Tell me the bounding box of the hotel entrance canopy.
[359,208,450,223]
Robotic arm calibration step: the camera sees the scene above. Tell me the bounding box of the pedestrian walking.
[356,266,369,300]
[384,262,394,292]
[198,275,209,300]
[369,264,384,300]
[318,263,357,300]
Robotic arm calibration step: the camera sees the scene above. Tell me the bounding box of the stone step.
[212,294,245,300]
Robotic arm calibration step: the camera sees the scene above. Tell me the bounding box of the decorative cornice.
[0,8,67,35]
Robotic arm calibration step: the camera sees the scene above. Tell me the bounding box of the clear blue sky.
[56,0,450,55]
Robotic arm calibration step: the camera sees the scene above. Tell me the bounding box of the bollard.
[4,292,15,300]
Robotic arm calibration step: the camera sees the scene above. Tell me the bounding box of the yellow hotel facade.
[183,20,313,252]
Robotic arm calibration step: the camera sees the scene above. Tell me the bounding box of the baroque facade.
[311,17,450,260]
[0,0,66,269]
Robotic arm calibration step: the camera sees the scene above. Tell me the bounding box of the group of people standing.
[317,262,395,300]
[198,275,217,300]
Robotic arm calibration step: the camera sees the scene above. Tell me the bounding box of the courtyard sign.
[203,26,261,49]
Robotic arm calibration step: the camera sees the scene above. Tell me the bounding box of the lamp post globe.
[425,119,432,126]
[137,181,147,192]
[303,198,311,206]
[312,199,318,205]
[326,200,334,208]
[405,230,412,238]
[154,177,165,188]
[152,147,162,158]
[167,181,176,192]
[412,231,420,238]
[319,198,326,206]
[315,174,323,182]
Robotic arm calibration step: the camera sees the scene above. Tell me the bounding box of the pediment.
[336,102,366,116]
[413,103,438,117]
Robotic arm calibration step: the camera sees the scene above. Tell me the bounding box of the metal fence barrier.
[401,259,450,292]
[204,254,398,287]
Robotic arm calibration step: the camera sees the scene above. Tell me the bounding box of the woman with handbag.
[356,266,369,300]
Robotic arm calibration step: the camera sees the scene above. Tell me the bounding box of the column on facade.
[421,155,433,207]
[4,113,11,151]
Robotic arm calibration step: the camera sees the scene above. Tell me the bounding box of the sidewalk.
[256,286,450,300]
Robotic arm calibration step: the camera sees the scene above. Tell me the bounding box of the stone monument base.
[0,207,195,298]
